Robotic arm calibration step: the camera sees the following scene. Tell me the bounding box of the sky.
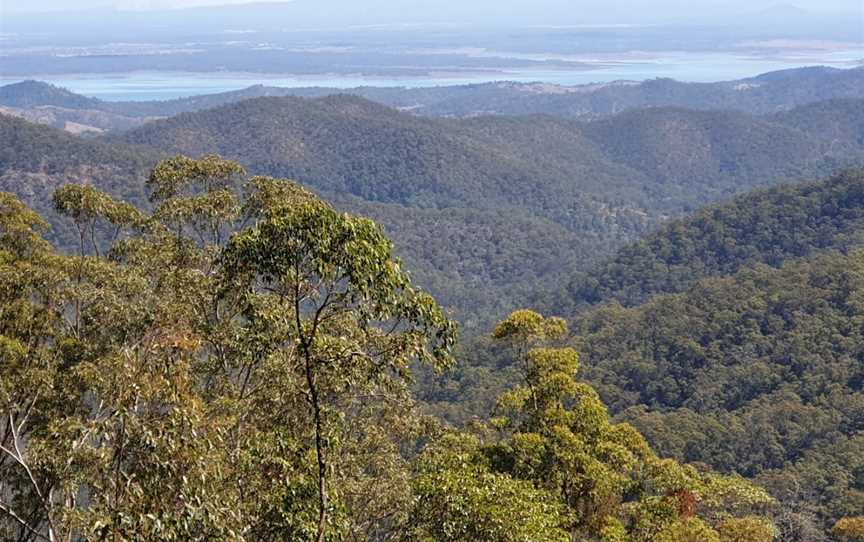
[3,0,863,14]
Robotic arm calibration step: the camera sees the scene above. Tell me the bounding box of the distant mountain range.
[2,65,862,134]
[114,92,864,208]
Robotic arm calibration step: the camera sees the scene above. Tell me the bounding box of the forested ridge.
[575,251,864,529]
[529,169,864,536]
[417,169,864,538]
[113,94,864,214]
[553,169,864,312]
[0,113,155,249]
[403,66,864,119]
[0,80,102,110]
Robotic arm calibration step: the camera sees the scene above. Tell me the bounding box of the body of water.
[2,49,861,101]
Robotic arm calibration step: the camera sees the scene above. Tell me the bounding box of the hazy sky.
[4,0,863,14]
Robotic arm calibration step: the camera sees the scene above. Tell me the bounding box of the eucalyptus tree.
[0,192,61,542]
[0,155,456,542]
[219,173,456,541]
[416,309,777,542]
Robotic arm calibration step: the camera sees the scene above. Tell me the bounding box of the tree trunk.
[304,356,328,542]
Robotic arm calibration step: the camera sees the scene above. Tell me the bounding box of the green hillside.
[0,113,155,248]
[4,91,864,538]
[770,98,864,152]
[0,80,102,110]
[0,154,778,542]
[580,106,837,206]
[112,95,864,325]
[110,96,662,325]
[420,169,864,533]
[115,95,655,213]
[525,169,864,530]
[574,250,864,527]
[411,66,864,119]
[115,94,864,218]
[555,169,864,311]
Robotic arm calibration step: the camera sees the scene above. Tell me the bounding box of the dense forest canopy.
[0,156,781,542]
[96,95,864,325]
[550,171,864,531]
[420,169,864,539]
[552,169,864,312]
[574,251,864,527]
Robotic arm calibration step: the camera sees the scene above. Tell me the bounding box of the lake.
[2,49,861,102]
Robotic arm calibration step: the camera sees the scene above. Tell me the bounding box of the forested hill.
[520,169,864,530]
[0,113,154,247]
[413,168,864,531]
[0,112,151,173]
[114,94,864,214]
[2,65,862,132]
[5,93,864,535]
[115,94,656,212]
[0,79,101,109]
[405,65,864,119]
[573,250,864,530]
[552,169,864,313]
[0,152,782,542]
[577,105,851,207]
[3,94,863,329]
[112,93,666,324]
[0,107,642,327]
[768,98,864,151]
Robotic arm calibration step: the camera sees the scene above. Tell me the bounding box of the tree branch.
[0,500,51,542]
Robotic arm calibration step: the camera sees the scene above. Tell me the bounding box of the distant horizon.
[2,62,861,103]
[3,0,860,102]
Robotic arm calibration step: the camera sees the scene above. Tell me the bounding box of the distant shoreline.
[1,56,861,102]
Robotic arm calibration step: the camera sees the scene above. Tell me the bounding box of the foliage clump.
[410,309,776,542]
